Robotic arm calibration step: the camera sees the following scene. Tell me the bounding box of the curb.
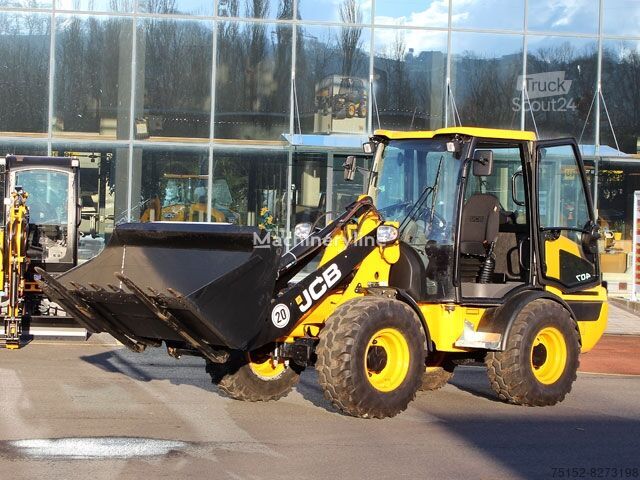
[609,297,640,317]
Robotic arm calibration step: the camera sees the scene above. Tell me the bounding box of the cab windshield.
[369,139,461,245]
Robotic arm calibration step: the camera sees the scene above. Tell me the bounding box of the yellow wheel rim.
[365,328,411,392]
[531,326,567,385]
[248,354,286,380]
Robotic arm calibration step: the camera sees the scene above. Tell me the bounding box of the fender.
[477,288,578,351]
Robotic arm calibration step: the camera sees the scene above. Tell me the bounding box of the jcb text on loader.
[38,127,608,418]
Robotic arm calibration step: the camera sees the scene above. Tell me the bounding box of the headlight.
[294,222,313,242]
[377,225,398,245]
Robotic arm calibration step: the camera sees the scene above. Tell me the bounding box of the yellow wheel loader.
[37,127,608,418]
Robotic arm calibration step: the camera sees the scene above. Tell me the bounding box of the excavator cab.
[1,155,81,347]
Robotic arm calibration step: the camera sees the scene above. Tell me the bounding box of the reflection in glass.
[450,33,523,129]
[527,0,598,34]
[374,0,448,27]
[298,0,371,24]
[54,15,133,139]
[215,21,292,140]
[218,0,293,19]
[601,41,640,154]
[136,18,213,139]
[138,147,209,222]
[56,0,134,12]
[603,0,640,36]
[452,0,524,30]
[17,170,69,225]
[292,153,327,227]
[373,29,446,130]
[0,12,50,134]
[296,25,370,134]
[0,142,47,156]
[0,0,51,8]
[525,37,597,141]
[52,145,128,260]
[138,0,214,16]
[212,150,288,231]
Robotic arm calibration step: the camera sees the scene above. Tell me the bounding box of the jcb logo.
[296,263,341,313]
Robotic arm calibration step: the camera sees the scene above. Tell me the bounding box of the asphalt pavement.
[0,344,638,480]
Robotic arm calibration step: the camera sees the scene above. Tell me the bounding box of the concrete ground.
[606,303,640,335]
[0,344,638,480]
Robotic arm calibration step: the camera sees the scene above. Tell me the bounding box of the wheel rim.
[248,354,286,380]
[365,328,411,392]
[530,326,567,385]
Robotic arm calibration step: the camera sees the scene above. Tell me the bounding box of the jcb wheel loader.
[37,127,608,418]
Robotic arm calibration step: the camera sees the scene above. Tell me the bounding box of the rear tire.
[485,299,580,406]
[419,353,455,391]
[316,297,426,418]
[207,350,301,402]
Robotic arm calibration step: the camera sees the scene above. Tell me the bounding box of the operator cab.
[366,128,599,304]
[2,155,80,276]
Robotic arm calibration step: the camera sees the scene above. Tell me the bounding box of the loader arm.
[35,197,382,356]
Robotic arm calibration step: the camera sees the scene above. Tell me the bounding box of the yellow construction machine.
[1,155,81,348]
[38,127,607,417]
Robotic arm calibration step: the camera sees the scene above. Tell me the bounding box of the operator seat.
[460,193,500,256]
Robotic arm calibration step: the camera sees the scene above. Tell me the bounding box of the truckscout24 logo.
[513,71,577,112]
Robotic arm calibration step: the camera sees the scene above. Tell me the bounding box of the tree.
[339,0,363,77]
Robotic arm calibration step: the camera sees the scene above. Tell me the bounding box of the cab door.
[535,139,600,292]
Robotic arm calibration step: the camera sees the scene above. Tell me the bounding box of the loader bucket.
[37,222,282,351]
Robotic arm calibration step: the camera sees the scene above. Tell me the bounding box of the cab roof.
[373,126,537,142]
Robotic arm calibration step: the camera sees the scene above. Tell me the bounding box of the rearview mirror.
[472,150,494,177]
[362,142,375,155]
[343,155,356,181]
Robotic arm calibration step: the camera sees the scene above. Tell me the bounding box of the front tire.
[206,349,301,402]
[485,299,580,406]
[316,297,426,418]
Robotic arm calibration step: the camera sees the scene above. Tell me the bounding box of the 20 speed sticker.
[271,304,291,328]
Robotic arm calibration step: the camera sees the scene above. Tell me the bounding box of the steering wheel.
[378,200,413,219]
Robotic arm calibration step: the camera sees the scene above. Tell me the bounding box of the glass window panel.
[137,0,214,16]
[135,146,209,222]
[212,149,288,233]
[53,15,133,140]
[450,32,523,130]
[217,0,293,19]
[0,12,50,134]
[135,18,213,139]
[373,28,446,131]
[452,0,524,30]
[525,36,598,140]
[298,0,372,24]
[51,144,129,261]
[601,40,640,155]
[374,0,448,27]
[527,0,598,34]
[215,21,292,140]
[291,152,327,227]
[0,141,47,156]
[603,0,640,36]
[0,0,52,8]
[296,25,371,134]
[56,0,134,13]
[597,159,639,269]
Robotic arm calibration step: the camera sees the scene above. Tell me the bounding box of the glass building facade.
[0,0,639,293]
